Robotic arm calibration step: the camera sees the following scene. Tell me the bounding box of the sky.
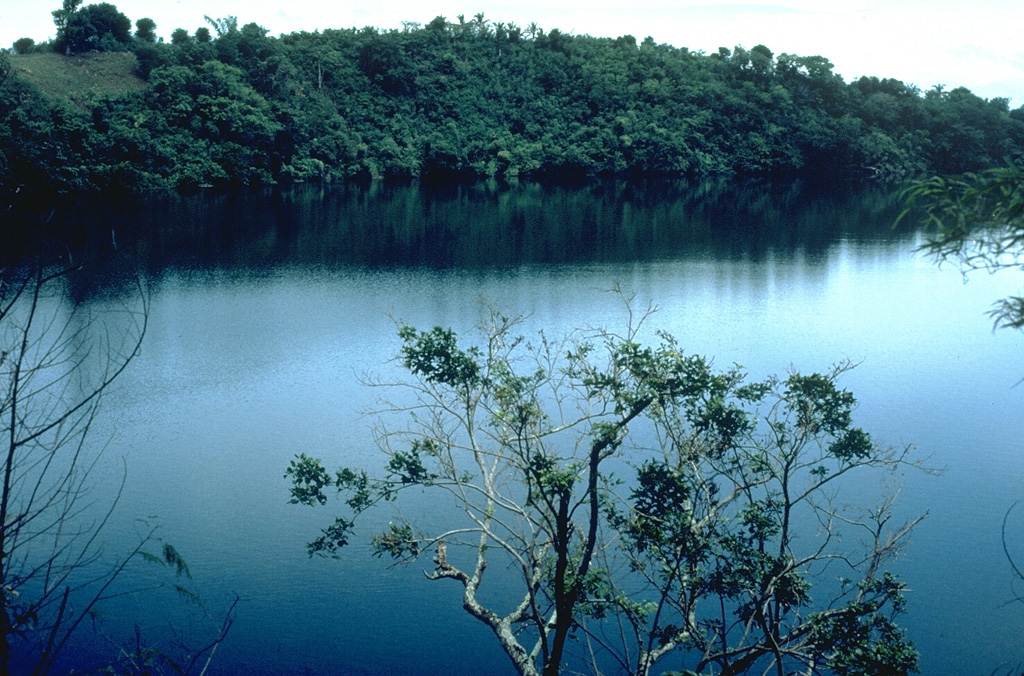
[3,0,1023,105]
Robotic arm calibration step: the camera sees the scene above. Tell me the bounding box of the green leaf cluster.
[808,574,917,676]
[900,163,1024,329]
[398,325,481,388]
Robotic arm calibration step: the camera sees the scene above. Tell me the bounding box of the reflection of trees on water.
[10,180,916,299]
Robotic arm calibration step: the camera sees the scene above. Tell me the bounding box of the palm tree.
[473,12,490,37]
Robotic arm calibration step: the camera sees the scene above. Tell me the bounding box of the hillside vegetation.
[9,52,146,109]
[2,10,1024,194]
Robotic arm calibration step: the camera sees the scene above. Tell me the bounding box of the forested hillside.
[2,9,1024,194]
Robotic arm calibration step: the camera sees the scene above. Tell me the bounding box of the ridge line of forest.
[2,5,1023,195]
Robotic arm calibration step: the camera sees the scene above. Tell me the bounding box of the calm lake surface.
[21,179,1024,675]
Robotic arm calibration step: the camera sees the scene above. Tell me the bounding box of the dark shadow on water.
[5,178,915,299]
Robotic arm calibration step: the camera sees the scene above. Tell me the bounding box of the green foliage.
[307,516,356,557]
[387,440,439,485]
[288,311,923,676]
[135,18,157,44]
[119,536,239,676]
[900,164,1024,329]
[372,522,420,560]
[808,574,918,676]
[143,60,280,187]
[284,452,333,506]
[204,15,239,39]
[60,2,133,54]
[170,28,189,45]
[12,38,36,55]
[398,325,482,388]
[140,542,193,579]
[625,461,710,563]
[51,0,84,51]
[784,371,856,434]
[4,10,1022,192]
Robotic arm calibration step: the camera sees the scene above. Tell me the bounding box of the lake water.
[14,179,1024,675]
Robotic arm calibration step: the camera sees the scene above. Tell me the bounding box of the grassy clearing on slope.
[10,51,147,109]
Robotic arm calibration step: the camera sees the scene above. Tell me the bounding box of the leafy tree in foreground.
[288,304,922,676]
[900,164,1024,329]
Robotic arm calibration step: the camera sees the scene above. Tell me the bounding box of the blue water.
[19,181,1024,675]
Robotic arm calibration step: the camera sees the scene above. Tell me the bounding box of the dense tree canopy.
[57,2,132,54]
[2,7,1024,193]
